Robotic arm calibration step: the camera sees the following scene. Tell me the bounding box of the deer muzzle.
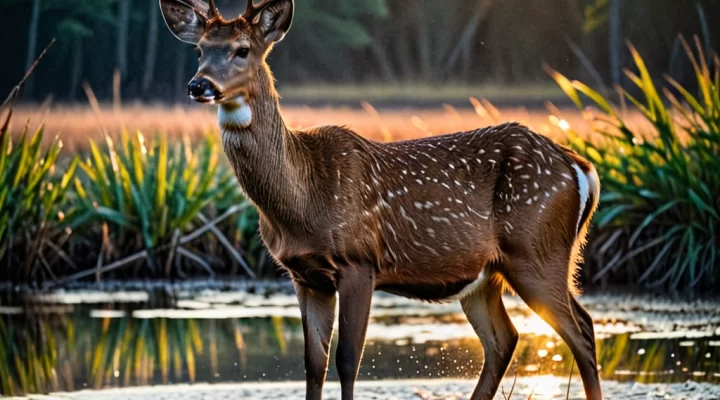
[188,77,222,103]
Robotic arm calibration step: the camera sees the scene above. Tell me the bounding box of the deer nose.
[188,78,220,101]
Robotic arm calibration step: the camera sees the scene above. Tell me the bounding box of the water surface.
[1,283,719,399]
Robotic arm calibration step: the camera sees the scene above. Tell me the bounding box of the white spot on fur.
[431,216,452,224]
[413,240,439,256]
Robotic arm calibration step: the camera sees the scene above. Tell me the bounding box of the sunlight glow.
[548,115,571,132]
[557,119,571,131]
[523,375,566,398]
[514,312,556,337]
[137,132,148,155]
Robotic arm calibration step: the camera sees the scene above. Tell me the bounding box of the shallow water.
[1,285,719,399]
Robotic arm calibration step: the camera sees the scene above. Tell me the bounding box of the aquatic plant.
[65,131,257,278]
[0,126,77,281]
[548,36,720,292]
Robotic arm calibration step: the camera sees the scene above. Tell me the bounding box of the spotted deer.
[160,0,603,399]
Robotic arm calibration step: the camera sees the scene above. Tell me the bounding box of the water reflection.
[1,293,719,396]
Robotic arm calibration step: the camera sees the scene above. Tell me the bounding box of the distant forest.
[2,0,718,103]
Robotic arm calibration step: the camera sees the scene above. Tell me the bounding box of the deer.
[159,0,603,399]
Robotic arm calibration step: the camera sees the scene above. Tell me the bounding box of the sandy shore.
[21,378,720,400]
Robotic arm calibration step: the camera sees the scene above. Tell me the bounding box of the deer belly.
[376,270,489,302]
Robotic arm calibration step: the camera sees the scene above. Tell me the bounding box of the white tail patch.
[572,163,589,235]
[219,97,253,129]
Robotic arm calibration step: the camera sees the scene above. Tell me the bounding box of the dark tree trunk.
[69,39,83,100]
[370,39,397,82]
[116,0,131,78]
[416,7,431,81]
[24,0,41,96]
[396,27,416,81]
[446,0,494,74]
[142,0,160,94]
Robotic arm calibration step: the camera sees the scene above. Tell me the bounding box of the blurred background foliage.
[0,0,718,102]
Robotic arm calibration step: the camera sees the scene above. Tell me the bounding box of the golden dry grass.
[6,99,655,152]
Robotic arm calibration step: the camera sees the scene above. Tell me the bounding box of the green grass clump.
[0,127,77,280]
[549,37,720,292]
[0,122,265,282]
[66,131,255,278]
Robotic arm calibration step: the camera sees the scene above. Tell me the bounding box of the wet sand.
[24,378,720,400]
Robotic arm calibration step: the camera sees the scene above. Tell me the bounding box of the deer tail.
[565,150,601,295]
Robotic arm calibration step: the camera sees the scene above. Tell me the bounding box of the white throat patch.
[218,97,252,130]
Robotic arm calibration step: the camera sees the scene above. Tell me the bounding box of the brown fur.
[160,1,603,399]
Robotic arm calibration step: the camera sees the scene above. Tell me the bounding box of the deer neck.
[219,64,309,229]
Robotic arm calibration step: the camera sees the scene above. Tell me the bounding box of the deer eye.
[236,47,250,59]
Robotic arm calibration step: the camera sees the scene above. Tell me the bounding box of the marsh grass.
[68,131,238,276]
[548,36,720,292]
[0,125,263,282]
[0,127,77,280]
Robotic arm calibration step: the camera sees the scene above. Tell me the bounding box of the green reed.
[548,36,720,292]
[66,131,256,278]
[0,126,77,280]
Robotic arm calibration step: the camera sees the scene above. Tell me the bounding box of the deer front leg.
[295,282,337,400]
[336,265,375,400]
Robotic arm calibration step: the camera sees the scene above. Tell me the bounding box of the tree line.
[1,0,718,103]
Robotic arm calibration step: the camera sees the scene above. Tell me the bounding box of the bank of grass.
[0,128,76,279]
[1,39,718,293]
[0,127,264,283]
[548,37,720,292]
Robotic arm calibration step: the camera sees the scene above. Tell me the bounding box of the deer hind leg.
[460,272,519,400]
[294,282,337,400]
[503,256,602,400]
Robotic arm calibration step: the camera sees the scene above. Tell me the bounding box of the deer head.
[160,0,294,106]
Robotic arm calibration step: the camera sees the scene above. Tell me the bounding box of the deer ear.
[159,0,207,44]
[253,0,294,44]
